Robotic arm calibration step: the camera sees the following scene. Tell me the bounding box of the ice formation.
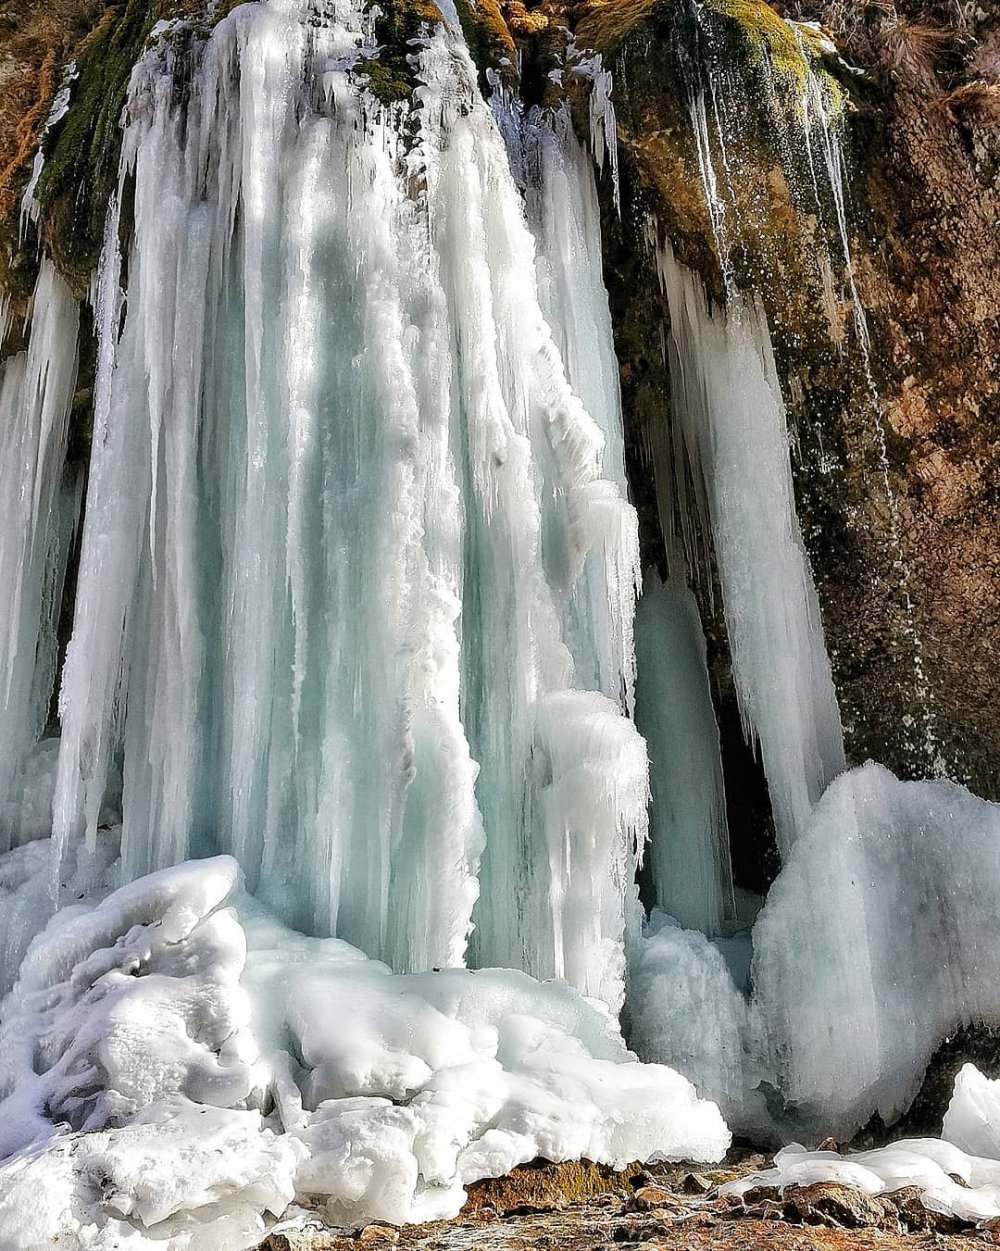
[3,0,1000,1244]
[46,0,644,1005]
[652,240,845,854]
[633,571,732,935]
[0,1,732,1243]
[752,764,1000,1136]
[0,849,729,1246]
[0,262,82,854]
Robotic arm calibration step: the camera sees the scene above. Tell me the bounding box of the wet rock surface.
[258,1157,1000,1251]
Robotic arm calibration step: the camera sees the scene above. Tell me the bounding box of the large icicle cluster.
[44,0,644,1005]
[0,263,82,854]
[652,239,845,856]
[0,1,731,1244]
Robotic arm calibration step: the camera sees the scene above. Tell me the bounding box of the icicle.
[517,103,640,711]
[795,44,941,772]
[572,50,622,218]
[0,262,81,854]
[53,188,131,865]
[19,70,77,241]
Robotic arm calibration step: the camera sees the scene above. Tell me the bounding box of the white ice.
[752,763,1000,1137]
[652,239,845,854]
[0,262,82,853]
[0,851,729,1246]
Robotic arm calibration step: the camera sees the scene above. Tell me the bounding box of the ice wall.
[43,2,644,1009]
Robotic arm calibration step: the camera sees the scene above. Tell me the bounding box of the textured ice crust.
[726,1066,1000,1225]
[0,853,730,1246]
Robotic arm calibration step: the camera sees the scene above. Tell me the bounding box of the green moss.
[357,0,445,106]
[702,0,845,118]
[35,0,156,293]
[31,0,247,294]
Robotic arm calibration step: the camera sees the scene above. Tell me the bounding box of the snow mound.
[0,852,730,1245]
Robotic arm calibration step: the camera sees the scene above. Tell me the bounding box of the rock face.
[564,0,1000,815]
[1,0,997,906]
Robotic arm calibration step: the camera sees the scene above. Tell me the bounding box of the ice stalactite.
[680,0,940,775]
[0,262,82,854]
[651,240,844,855]
[48,2,645,1006]
[521,105,639,713]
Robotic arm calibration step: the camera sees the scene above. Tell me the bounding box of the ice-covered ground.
[0,846,729,1248]
[727,1066,1000,1225]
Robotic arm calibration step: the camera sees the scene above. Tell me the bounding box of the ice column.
[634,569,733,935]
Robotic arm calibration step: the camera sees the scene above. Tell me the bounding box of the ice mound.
[725,1066,1000,1225]
[751,763,1000,1136]
[240,897,731,1224]
[943,1064,1000,1161]
[627,910,748,1118]
[0,852,730,1245]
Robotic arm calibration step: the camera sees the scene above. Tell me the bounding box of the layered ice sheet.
[0,850,730,1247]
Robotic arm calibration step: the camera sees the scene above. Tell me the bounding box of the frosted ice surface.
[634,571,732,935]
[628,911,748,1119]
[944,1065,1000,1161]
[752,764,1000,1137]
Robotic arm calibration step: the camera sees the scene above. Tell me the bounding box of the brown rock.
[680,1172,713,1195]
[779,1182,895,1229]
[625,1184,690,1213]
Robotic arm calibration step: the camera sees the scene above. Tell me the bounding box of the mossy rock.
[35,0,246,294]
[453,0,517,92]
[359,0,447,105]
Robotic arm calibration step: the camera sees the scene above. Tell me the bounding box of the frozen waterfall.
[46,5,644,1004]
[2,0,1000,1244]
